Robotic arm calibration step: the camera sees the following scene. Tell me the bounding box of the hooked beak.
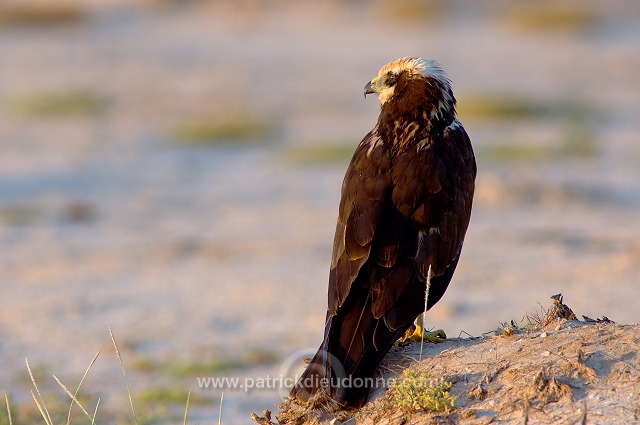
[364,79,377,98]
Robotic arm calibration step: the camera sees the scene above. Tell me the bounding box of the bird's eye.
[386,72,398,86]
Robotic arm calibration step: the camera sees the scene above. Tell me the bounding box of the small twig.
[457,329,477,339]
[250,409,272,425]
[109,327,139,425]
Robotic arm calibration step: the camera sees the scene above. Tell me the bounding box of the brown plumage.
[290,57,476,408]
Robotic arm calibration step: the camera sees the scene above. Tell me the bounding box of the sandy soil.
[264,314,640,425]
[0,1,639,423]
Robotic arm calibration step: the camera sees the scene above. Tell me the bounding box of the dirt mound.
[254,300,640,424]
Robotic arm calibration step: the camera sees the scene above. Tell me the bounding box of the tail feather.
[290,284,413,408]
[289,343,331,404]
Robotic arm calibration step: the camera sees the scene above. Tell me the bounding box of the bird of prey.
[290,57,476,409]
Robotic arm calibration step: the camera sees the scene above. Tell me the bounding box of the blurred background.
[0,0,638,423]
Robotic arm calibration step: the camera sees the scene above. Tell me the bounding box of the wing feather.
[370,258,413,318]
[328,133,389,315]
[378,123,475,329]
[329,122,475,322]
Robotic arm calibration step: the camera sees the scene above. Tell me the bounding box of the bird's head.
[364,57,455,119]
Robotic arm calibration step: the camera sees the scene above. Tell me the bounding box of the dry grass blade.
[67,349,101,425]
[419,264,433,362]
[54,375,96,424]
[93,398,101,423]
[183,389,192,425]
[338,406,373,425]
[5,394,13,425]
[524,302,550,328]
[26,358,53,425]
[30,390,52,425]
[109,327,139,425]
[218,392,224,425]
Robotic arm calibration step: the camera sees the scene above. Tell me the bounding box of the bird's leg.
[410,313,446,343]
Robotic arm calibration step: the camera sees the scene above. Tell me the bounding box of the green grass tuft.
[375,0,443,24]
[0,204,45,226]
[477,143,556,163]
[169,116,277,146]
[461,94,598,164]
[458,94,548,120]
[135,387,211,406]
[502,2,599,33]
[389,369,456,414]
[458,94,598,123]
[477,135,598,164]
[9,90,107,118]
[280,142,355,165]
[162,359,248,376]
[130,349,279,376]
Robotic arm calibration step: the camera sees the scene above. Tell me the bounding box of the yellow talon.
[409,314,446,343]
